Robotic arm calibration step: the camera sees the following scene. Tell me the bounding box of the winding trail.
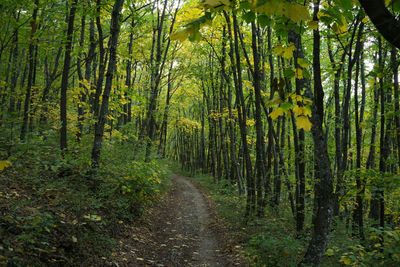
[115,174,231,266]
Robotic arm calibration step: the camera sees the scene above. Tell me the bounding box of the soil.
[112,174,245,266]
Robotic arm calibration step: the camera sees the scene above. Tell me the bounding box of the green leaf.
[284,69,295,79]
[336,0,353,11]
[258,14,271,28]
[240,0,250,10]
[243,11,256,23]
[280,102,294,112]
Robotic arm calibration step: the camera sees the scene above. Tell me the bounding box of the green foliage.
[246,231,301,266]
[0,127,170,265]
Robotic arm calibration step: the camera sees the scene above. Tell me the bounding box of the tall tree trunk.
[145,0,179,161]
[391,45,400,169]
[352,42,365,239]
[20,0,39,141]
[251,21,266,213]
[91,0,125,168]
[76,15,86,142]
[301,1,334,265]
[232,12,254,216]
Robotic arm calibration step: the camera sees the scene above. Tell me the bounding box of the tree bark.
[359,0,400,49]
[301,1,334,265]
[20,0,39,141]
[91,0,125,168]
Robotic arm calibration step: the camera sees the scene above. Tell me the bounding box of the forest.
[0,0,400,266]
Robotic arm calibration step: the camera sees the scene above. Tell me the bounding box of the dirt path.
[113,174,237,266]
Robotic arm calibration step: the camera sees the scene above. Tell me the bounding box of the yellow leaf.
[293,105,304,116]
[273,43,296,59]
[282,43,296,59]
[332,15,348,35]
[290,94,303,102]
[170,29,190,41]
[246,119,255,127]
[308,21,319,30]
[0,161,12,171]
[326,248,334,256]
[269,107,284,120]
[72,236,77,243]
[273,44,284,56]
[297,58,308,68]
[295,68,303,79]
[286,3,311,23]
[340,256,351,265]
[202,0,229,9]
[296,115,312,131]
[362,17,369,23]
[256,0,281,16]
[136,257,144,261]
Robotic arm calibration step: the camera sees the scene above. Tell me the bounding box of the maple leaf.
[296,115,312,131]
[269,107,284,120]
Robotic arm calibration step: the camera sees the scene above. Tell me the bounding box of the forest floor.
[111,174,246,266]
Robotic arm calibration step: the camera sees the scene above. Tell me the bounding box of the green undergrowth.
[174,165,400,267]
[0,127,171,265]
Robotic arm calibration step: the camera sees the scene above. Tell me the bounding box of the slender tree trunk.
[93,0,106,119]
[91,0,125,168]
[251,21,266,214]
[391,45,400,169]
[352,42,365,239]
[20,0,39,141]
[76,15,86,142]
[301,1,334,265]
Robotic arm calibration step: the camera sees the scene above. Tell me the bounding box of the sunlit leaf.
[170,29,190,41]
[308,21,319,30]
[269,107,284,119]
[295,68,303,79]
[286,2,311,23]
[297,58,308,68]
[339,256,351,265]
[296,115,312,131]
[0,161,12,171]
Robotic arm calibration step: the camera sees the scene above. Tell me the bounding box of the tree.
[359,0,400,49]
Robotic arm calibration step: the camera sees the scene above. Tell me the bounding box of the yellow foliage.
[297,58,308,68]
[308,21,319,30]
[0,161,12,171]
[273,43,296,59]
[284,2,312,23]
[339,256,352,265]
[296,115,312,131]
[246,119,255,127]
[295,68,303,79]
[255,0,281,16]
[332,15,348,35]
[170,28,190,41]
[269,107,284,120]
